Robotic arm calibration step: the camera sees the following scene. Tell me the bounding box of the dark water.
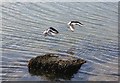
[1,2,118,81]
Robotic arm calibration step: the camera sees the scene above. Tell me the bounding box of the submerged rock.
[28,53,86,80]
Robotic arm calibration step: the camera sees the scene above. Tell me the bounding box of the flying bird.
[43,27,59,36]
[68,21,83,32]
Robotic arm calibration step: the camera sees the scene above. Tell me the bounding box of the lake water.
[1,2,119,81]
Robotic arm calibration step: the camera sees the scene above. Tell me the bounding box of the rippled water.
[1,2,118,81]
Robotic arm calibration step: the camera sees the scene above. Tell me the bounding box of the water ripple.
[2,2,118,81]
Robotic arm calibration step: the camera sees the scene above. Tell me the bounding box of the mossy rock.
[28,53,86,80]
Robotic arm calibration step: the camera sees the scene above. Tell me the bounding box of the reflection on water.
[1,2,118,81]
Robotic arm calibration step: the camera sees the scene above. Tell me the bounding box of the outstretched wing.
[69,25,75,32]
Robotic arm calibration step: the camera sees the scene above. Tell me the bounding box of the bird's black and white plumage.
[68,21,83,32]
[43,27,59,36]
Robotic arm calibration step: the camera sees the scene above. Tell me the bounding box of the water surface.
[1,2,118,81]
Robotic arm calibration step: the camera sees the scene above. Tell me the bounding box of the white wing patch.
[69,26,74,32]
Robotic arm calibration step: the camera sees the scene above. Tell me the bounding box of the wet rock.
[28,53,86,80]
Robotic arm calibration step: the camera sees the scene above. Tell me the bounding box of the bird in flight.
[43,27,59,36]
[67,21,83,32]
[43,21,83,36]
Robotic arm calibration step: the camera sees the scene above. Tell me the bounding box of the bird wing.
[69,25,75,32]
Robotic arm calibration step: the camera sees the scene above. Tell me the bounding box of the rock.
[28,53,86,80]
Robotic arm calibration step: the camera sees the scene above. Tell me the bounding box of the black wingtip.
[49,27,59,33]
